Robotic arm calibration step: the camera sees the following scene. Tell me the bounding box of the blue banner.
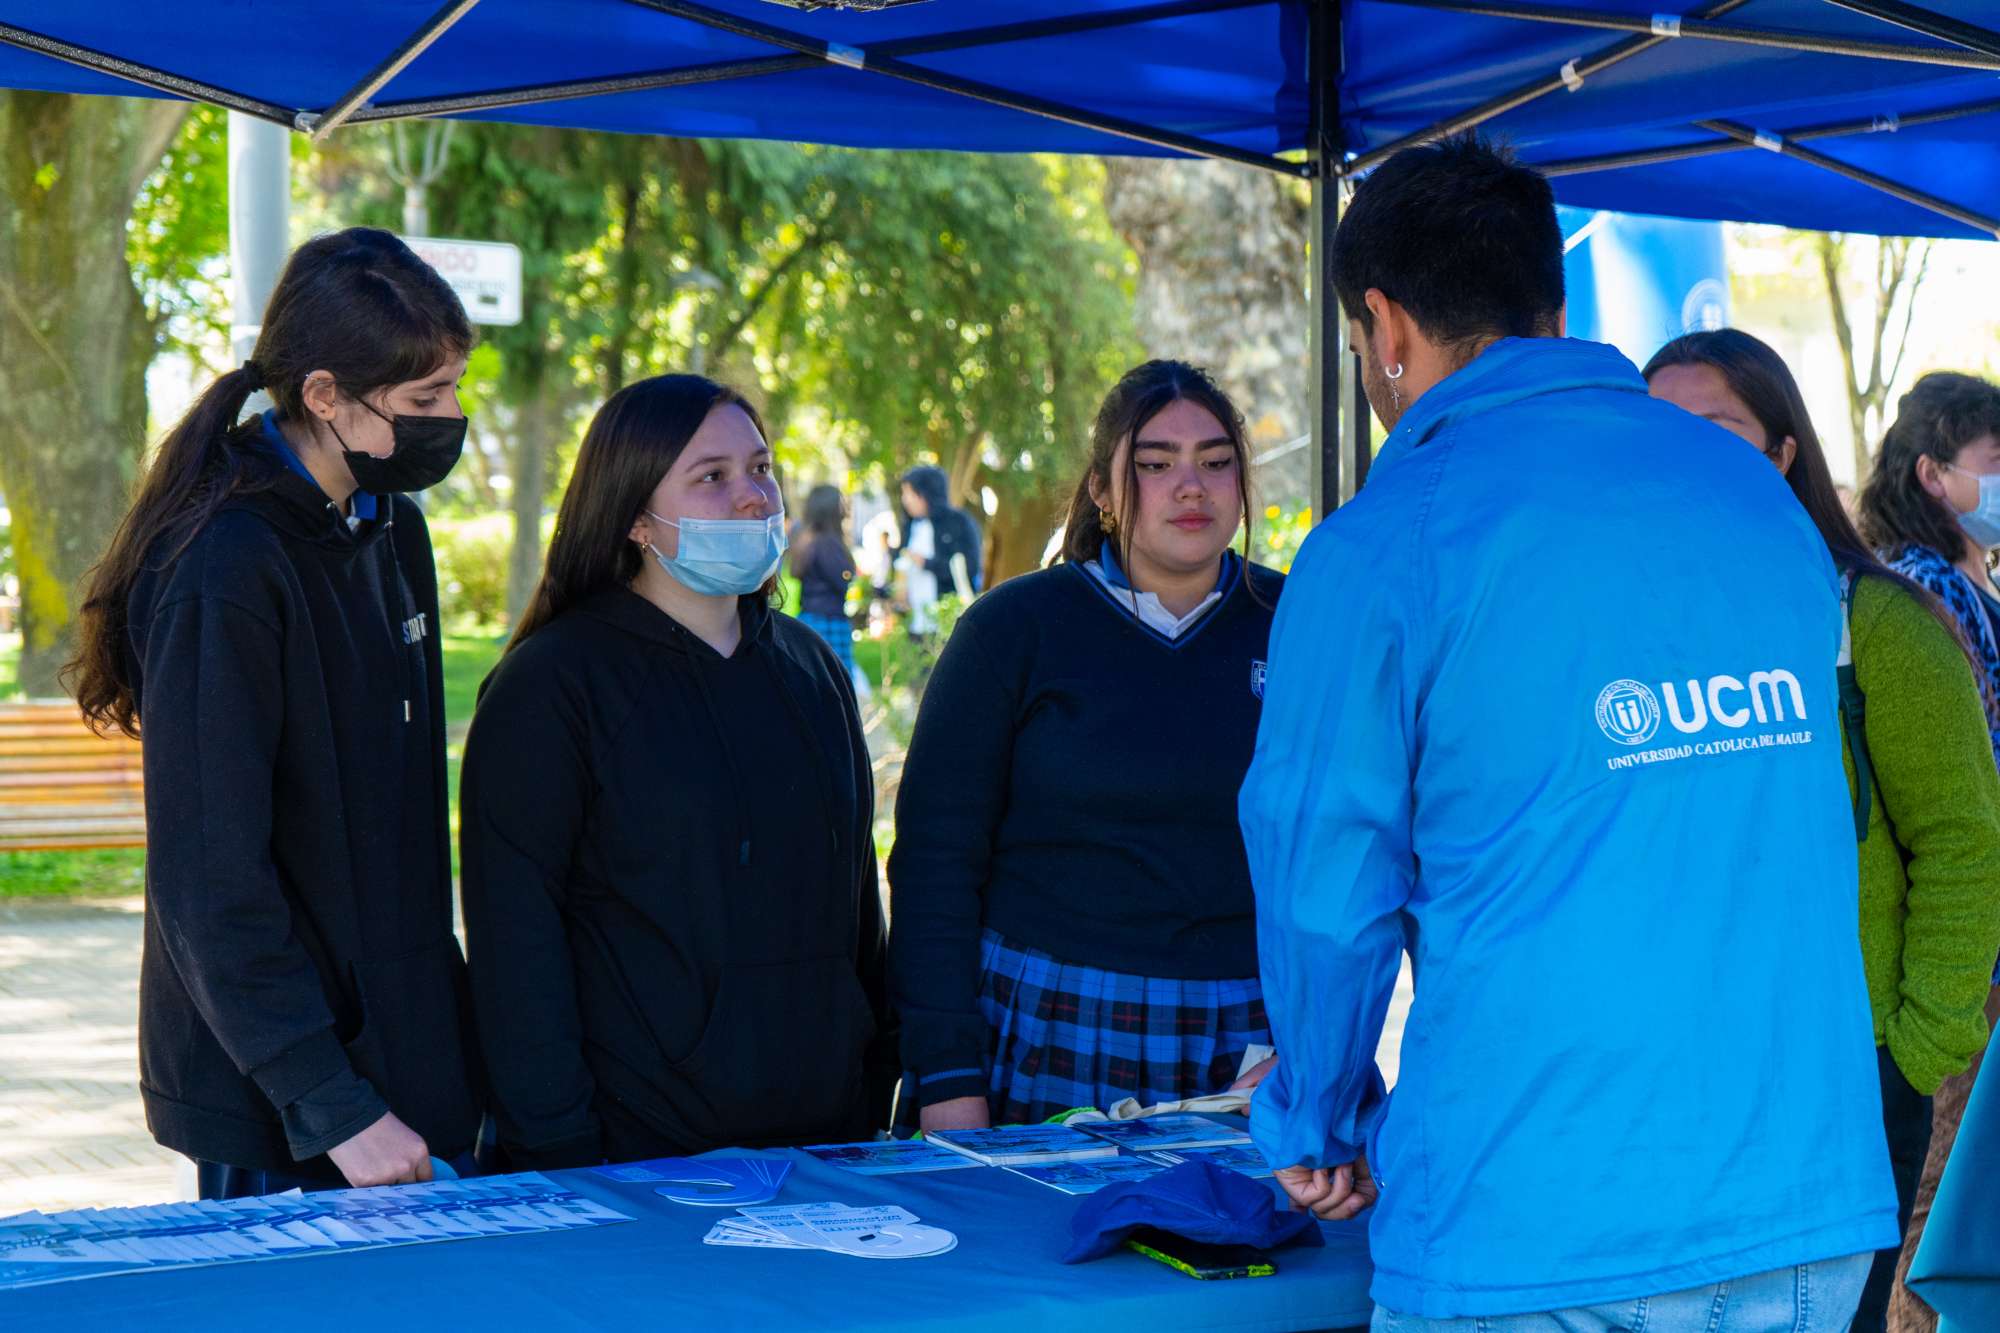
[1561,208,1729,370]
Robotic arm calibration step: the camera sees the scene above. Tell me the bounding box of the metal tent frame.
[3,0,1996,513]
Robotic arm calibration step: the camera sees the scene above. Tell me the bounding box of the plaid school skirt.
[976,929,1269,1125]
[796,611,856,675]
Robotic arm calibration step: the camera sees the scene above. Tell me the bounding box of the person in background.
[1856,371,2000,1333]
[460,374,893,1169]
[897,464,982,633]
[66,228,482,1196]
[1646,329,2000,1333]
[1860,373,2000,767]
[790,483,859,683]
[890,359,1283,1131]
[1241,135,1893,1328]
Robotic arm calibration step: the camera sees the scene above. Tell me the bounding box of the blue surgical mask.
[1947,465,2000,548]
[646,508,787,597]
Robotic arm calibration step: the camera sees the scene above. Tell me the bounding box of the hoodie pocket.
[342,938,482,1156]
[665,954,873,1145]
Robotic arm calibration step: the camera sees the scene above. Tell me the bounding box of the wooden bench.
[0,701,146,852]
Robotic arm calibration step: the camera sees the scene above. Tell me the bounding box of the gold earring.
[1099,508,1117,535]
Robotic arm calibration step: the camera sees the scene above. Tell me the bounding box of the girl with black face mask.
[67,227,483,1198]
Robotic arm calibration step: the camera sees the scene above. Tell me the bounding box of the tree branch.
[123,103,189,204]
[704,233,822,361]
[1885,240,1933,394]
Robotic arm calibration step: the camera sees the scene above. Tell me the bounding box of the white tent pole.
[229,112,290,372]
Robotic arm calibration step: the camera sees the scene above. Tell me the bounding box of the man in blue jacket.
[1240,135,1895,1328]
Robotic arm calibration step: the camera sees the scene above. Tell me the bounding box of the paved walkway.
[0,895,184,1211]
[0,892,1412,1213]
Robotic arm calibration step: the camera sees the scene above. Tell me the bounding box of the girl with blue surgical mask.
[459,374,893,1168]
[1860,371,2000,769]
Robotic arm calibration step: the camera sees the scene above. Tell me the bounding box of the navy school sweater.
[887,557,1284,1107]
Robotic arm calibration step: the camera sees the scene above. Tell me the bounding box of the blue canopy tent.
[2,0,1997,511]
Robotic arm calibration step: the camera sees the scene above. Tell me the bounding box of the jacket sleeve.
[829,645,898,1130]
[138,590,388,1160]
[1857,582,2000,1094]
[458,658,601,1169]
[886,612,1015,1107]
[1239,510,1420,1171]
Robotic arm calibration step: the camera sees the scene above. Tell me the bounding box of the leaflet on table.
[1070,1113,1254,1153]
[1145,1143,1276,1179]
[703,1202,958,1259]
[1005,1157,1172,1195]
[0,1173,635,1291]
[800,1140,983,1175]
[923,1124,1118,1166]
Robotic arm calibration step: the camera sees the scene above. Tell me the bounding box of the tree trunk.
[1102,157,1311,507]
[505,397,554,628]
[985,490,1063,587]
[0,94,185,696]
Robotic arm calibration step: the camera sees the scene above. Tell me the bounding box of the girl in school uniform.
[889,360,1283,1130]
[68,228,482,1196]
[460,374,893,1168]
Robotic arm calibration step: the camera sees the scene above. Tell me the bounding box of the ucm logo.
[1595,679,1661,745]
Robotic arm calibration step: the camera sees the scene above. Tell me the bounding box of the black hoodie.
[459,587,894,1169]
[126,446,481,1176]
[897,465,983,598]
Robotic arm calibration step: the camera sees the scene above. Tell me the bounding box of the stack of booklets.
[1004,1157,1173,1195]
[703,1202,957,1259]
[592,1154,792,1206]
[1070,1113,1255,1153]
[800,1141,982,1176]
[0,1174,632,1291]
[924,1124,1118,1166]
[1146,1144,1276,1179]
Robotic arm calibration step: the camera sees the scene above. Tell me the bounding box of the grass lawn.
[0,633,508,897]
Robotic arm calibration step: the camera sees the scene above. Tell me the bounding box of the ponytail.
[65,368,267,736]
[65,227,471,735]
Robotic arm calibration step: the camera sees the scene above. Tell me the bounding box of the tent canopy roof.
[0,0,1995,237]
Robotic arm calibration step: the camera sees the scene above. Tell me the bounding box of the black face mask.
[334,401,467,494]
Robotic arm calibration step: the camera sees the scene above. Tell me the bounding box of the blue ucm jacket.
[1241,338,1896,1318]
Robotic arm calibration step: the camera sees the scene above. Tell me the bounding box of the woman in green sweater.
[1647,329,2000,1333]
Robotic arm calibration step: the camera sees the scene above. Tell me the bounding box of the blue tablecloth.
[1909,1054,2000,1333]
[2,1150,1374,1331]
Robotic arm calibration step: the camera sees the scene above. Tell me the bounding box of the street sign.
[401,236,523,327]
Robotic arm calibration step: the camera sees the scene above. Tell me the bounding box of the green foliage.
[429,513,513,635]
[758,152,1138,507]
[312,128,1136,540]
[0,849,145,897]
[127,105,229,360]
[1256,505,1314,574]
[441,634,507,735]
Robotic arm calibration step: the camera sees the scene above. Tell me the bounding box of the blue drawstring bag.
[1061,1161,1324,1263]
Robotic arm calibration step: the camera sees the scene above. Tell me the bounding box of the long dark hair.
[68,227,471,736]
[1057,360,1255,570]
[1859,371,2000,565]
[510,374,773,650]
[1644,330,1983,686]
[802,484,848,542]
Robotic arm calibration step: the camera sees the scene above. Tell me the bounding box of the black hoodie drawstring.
[382,512,425,724]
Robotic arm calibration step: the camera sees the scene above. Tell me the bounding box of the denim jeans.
[1371,1252,1871,1333]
